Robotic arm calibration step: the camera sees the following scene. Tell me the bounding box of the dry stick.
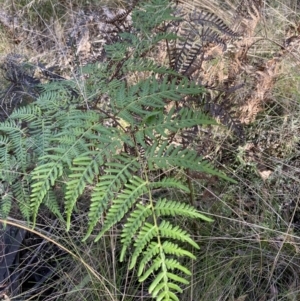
[0,218,117,301]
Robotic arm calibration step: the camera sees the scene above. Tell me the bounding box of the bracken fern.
[0,0,236,299]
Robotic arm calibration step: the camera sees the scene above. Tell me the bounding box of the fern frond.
[105,42,129,62]
[189,11,240,38]
[201,27,227,50]
[36,79,78,108]
[123,57,178,75]
[120,203,153,261]
[0,135,12,172]
[139,256,191,301]
[43,190,63,220]
[148,142,235,182]
[30,162,63,225]
[120,179,190,261]
[65,153,104,230]
[138,240,195,279]
[28,118,53,159]
[132,0,176,32]
[0,122,28,172]
[170,26,194,70]
[164,258,191,275]
[114,77,203,124]
[95,175,148,241]
[158,220,199,249]
[12,176,31,220]
[139,256,163,282]
[149,178,190,192]
[84,155,141,240]
[0,192,12,219]
[180,42,204,76]
[130,222,158,269]
[10,131,28,172]
[155,198,213,222]
[8,105,41,121]
[137,106,216,144]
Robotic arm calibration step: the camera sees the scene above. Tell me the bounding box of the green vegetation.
[0,0,300,300]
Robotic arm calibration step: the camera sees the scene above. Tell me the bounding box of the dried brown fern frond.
[232,0,262,35]
[238,30,300,124]
[204,94,244,139]
[189,10,240,38]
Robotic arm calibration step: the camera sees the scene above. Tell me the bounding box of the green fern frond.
[130,222,158,269]
[29,118,53,159]
[12,176,31,220]
[138,240,195,278]
[0,122,28,172]
[104,42,129,62]
[132,0,176,32]
[122,198,204,287]
[139,256,163,282]
[138,106,216,143]
[9,105,41,121]
[65,153,104,230]
[11,131,28,172]
[123,58,179,75]
[164,258,191,275]
[158,220,199,249]
[43,190,63,220]
[120,203,153,261]
[0,161,18,185]
[0,120,28,173]
[165,272,189,285]
[95,175,148,241]
[36,79,78,109]
[0,135,12,172]
[138,241,160,270]
[148,142,235,182]
[161,241,196,258]
[149,178,190,192]
[84,155,141,240]
[139,256,191,301]
[155,198,213,222]
[30,162,63,225]
[113,77,203,125]
[0,192,13,219]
